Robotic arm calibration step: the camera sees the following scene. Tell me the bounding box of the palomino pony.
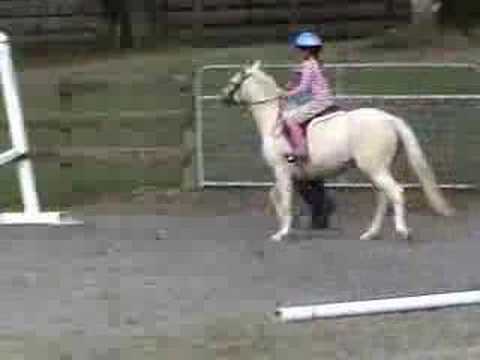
[220,60,454,242]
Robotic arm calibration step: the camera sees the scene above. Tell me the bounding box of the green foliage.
[439,0,480,35]
[100,0,127,20]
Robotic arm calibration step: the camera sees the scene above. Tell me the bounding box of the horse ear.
[251,60,262,71]
[243,60,253,71]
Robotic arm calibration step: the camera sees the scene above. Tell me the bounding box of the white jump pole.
[275,290,480,322]
[0,32,82,225]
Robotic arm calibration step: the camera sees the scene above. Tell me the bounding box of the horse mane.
[251,67,279,95]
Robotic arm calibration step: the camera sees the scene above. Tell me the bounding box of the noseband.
[224,71,252,105]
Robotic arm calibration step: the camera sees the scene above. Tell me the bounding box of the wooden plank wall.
[0,0,101,42]
[0,0,410,43]
[167,0,410,26]
[174,0,411,43]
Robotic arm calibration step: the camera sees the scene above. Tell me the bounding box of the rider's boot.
[286,123,308,163]
[286,142,308,163]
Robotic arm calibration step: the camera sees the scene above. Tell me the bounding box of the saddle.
[282,105,341,147]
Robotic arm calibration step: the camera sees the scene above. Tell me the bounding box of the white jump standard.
[0,32,81,225]
[276,290,480,322]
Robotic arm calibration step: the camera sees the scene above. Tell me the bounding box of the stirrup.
[286,155,297,163]
[286,153,307,163]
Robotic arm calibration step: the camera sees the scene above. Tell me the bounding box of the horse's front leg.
[270,168,294,242]
[360,191,388,240]
[269,185,281,219]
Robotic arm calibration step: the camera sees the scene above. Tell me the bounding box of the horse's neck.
[247,72,280,141]
[250,102,280,141]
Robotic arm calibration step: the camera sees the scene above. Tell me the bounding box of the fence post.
[57,77,74,148]
[58,77,72,112]
[192,0,204,45]
[181,72,196,190]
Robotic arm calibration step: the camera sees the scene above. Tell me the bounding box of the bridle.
[223,68,285,138]
[223,70,281,107]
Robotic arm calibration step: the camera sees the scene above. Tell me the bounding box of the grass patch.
[0,37,478,208]
[0,154,181,209]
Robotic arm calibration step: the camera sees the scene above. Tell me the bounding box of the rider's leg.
[287,121,307,157]
[282,102,324,161]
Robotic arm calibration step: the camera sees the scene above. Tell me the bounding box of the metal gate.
[194,63,480,189]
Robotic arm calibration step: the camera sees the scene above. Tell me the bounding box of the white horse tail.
[390,115,455,216]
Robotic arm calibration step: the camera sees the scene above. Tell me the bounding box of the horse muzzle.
[220,93,236,106]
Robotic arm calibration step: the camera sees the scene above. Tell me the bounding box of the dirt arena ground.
[0,189,479,358]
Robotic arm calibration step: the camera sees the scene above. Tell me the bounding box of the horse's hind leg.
[360,191,388,240]
[371,171,410,240]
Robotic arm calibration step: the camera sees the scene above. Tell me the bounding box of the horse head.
[220,60,264,106]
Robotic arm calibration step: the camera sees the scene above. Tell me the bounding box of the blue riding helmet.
[292,31,323,48]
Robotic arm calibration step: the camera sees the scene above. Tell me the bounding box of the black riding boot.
[294,179,335,229]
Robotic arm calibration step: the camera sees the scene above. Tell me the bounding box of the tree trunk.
[411,0,435,26]
[128,0,157,48]
[439,0,479,37]
[385,0,395,18]
[192,0,204,45]
[409,0,439,40]
[104,0,157,49]
[119,5,134,49]
[157,0,168,38]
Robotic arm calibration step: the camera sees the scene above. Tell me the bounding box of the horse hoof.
[270,232,286,242]
[360,231,379,241]
[396,228,411,241]
[442,206,455,217]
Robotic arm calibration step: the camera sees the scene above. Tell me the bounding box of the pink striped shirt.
[286,59,333,110]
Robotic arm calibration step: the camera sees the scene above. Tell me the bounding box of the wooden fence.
[0,0,102,44]
[0,0,411,44]
[167,0,410,25]
[177,0,411,43]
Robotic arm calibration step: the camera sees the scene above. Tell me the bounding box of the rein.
[238,95,281,106]
[225,71,282,106]
[238,95,284,138]
[224,69,284,137]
